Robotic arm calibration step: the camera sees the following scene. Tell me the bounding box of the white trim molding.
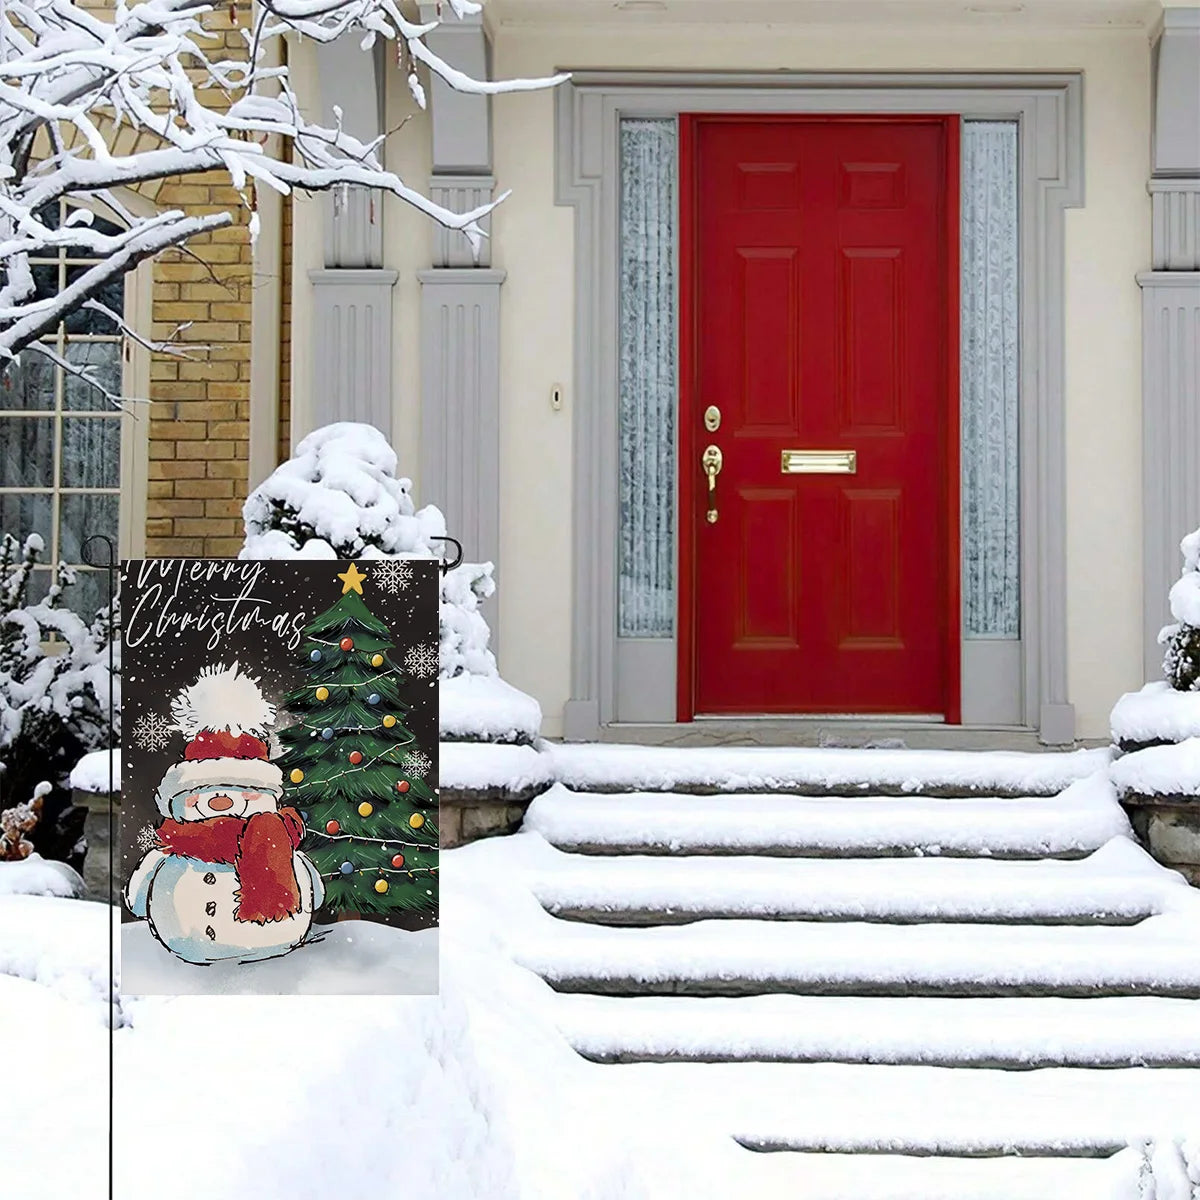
[1141,8,1200,676]
[554,70,1084,745]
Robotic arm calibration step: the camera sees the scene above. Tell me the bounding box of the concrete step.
[552,994,1200,1068]
[532,840,1166,926]
[524,786,1129,860]
[521,915,1200,999]
[543,745,1109,798]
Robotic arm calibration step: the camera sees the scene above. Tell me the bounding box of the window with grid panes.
[0,201,126,618]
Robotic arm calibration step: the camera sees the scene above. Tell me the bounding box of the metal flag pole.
[81,533,117,1200]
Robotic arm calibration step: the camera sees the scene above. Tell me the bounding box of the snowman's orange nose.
[208,794,234,812]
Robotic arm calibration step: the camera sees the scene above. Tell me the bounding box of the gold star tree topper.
[337,562,368,594]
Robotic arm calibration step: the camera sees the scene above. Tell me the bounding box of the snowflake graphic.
[374,559,414,595]
[131,712,173,752]
[135,824,159,852]
[404,643,439,679]
[401,749,432,779]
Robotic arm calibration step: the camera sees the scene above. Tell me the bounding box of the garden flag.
[119,558,440,996]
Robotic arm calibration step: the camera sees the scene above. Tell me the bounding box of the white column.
[1140,8,1200,676]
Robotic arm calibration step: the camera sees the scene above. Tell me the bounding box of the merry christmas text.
[125,560,309,651]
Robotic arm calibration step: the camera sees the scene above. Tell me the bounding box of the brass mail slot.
[781,449,857,475]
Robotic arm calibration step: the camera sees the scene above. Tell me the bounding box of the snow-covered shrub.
[1162,529,1200,691]
[242,422,498,680]
[0,533,118,865]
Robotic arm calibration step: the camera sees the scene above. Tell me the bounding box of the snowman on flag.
[124,662,324,965]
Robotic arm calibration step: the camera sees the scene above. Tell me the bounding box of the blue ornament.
[367,693,381,706]
[309,649,322,663]
[300,811,309,822]
[339,861,354,875]
[321,727,334,740]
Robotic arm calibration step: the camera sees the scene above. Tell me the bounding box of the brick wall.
[144,5,258,560]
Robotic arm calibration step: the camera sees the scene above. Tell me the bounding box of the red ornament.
[325,820,340,835]
[348,750,363,765]
[340,637,354,651]
[396,780,410,794]
[391,853,405,869]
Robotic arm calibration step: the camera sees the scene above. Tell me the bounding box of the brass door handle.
[702,444,723,524]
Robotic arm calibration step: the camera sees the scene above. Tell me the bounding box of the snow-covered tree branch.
[0,0,565,362]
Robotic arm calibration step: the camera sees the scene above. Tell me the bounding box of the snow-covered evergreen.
[0,534,118,797]
[1161,528,1200,692]
[242,422,497,679]
[242,423,542,741]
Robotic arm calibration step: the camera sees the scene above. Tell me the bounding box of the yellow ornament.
[371,653,384,668]
[358,802,374,817]
[289,768,304,784]
[408,813,425,829]
[315,686,329,701]
[374,878,389,894]
[382,715,396,729]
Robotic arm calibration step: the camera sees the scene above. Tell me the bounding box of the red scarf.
[156,808,306,924]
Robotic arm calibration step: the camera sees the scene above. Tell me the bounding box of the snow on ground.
[544,742,1110,795]
[1111,682,1200,746]
[441,739,555,792]
[1111,738,1200,798]
[121,918,439,996]
[5,760,1200,1199]
[0,852,84,898]
[440,672,542,743]
[68,748,121,792]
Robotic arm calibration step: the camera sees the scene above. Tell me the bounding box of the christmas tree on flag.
[277,562,438,918]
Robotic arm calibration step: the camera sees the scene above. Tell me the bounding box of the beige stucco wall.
[473,21,1153,742]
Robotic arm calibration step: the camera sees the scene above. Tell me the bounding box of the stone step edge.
[543,976,1200,1000]
[551,842,1094,861]
[573,1046,1198,1069]
[561,783,1063,800]
[734,1137,1123,1160]
[543,904,1152,927]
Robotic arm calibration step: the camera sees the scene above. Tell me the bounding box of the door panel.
[680,116,958,717]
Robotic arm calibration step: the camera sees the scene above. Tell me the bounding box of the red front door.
[679,116,960,718]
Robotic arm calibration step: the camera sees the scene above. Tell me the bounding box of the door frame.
[676,113,962,722]
[554,71,1083,745]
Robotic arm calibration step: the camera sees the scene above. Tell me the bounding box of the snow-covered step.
[593,1059,1200,1165]
[524,781,1131,859]
[545,743,1109,797]
[726,1150,1120,1200]
[553,994,1200,1068]
[533,839,1167,926]
[519,914,1200,998]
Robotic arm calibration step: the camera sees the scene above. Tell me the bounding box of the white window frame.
[0,199,150,611]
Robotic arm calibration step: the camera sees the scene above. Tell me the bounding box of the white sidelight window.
[617,116,678,638]
[961,120,1021,639]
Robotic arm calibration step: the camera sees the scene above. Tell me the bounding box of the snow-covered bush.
[1162,529,1200,691]
[0,533,118,865]
[242,422,498,680]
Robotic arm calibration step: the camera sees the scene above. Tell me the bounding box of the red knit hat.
[155,663,283,815]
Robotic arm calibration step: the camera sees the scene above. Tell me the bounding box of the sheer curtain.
[618,118,677,638]
[961,121,1021,639]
